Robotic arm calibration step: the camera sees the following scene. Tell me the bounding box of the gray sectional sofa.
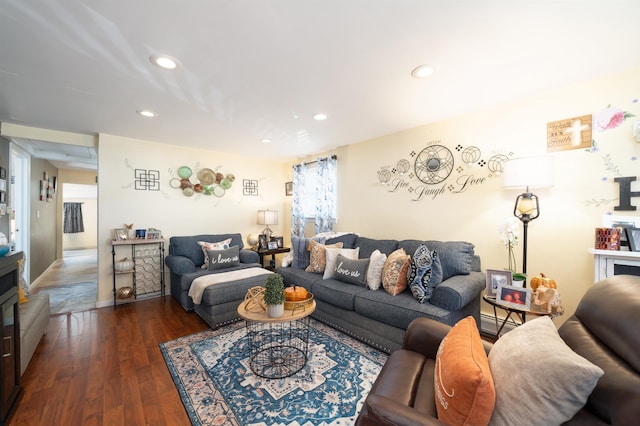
[165,233,266,327]
[276,234,485,353]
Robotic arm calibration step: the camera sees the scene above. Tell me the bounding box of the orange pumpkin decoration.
[285,285,308,301]
[530,273,557,291]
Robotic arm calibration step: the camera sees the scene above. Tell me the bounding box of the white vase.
[267,304,284,318]
[512,280,525,288]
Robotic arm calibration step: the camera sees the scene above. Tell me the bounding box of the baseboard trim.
[29,259,63,291]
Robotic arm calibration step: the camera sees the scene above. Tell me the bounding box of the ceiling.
[1,1,640,169]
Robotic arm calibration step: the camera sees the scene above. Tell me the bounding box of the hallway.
[32,248,97,314]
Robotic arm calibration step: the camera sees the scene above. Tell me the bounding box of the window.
[300,164,337,219]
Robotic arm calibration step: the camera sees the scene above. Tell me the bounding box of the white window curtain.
[291,156,337,238]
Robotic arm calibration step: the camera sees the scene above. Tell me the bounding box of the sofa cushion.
[200,238,232,269]
[305,240,343,273]
[399,240,474,281]
[366,249,387,291]
[207,246,240,270]
[333,255,369,287]
[323,247,360,279]
[311,278,368,311]
[355,237,399,259]
[325,233,358,249]
[408,244,441,303]
[169,234,244,267]
[382,248,410,296]
[488,316,604,426]
[355,290,452,329]
[434,316,495,425]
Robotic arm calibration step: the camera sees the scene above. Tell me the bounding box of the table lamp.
[502,156,555,278]
[257,209,278,240]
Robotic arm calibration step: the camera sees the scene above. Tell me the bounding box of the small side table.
[237,299,316,378]
[255,247,290,270]
[482,291,554,338]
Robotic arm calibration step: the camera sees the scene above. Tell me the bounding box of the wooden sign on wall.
[547,114,592,152]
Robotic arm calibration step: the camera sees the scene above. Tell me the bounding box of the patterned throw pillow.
[323,247,360,279]
[198,238,232,269]
[207,246,240,270]
[408,244,439,303]
[333,254,369,287]
[435,316,495,425]
[381,248,411,296]
[366,249,387,290]
[305,240,343,273]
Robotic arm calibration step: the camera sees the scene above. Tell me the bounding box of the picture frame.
[497,284,532,310]
[146,230,161,240]
[114,228,128,241]
[258,234,268,250]
[267,241,279,250]
[285,181,293,196]
[485,269,512,298]
[271,236,284,248]
[627,227,640,252]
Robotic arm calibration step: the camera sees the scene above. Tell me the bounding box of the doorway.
[33,183,98,314]
[9,143,30,285]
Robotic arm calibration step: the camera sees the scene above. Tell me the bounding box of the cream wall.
[57,169,98,256]
[97,134,288,307]
[326,67,640,323]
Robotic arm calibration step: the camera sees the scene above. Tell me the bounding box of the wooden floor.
[8,297,209,425]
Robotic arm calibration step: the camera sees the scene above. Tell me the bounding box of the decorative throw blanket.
[188,268,272,304]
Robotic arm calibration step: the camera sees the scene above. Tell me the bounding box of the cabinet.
[111,240,165,307]
[0,252,22,425]
[589,248,640,282]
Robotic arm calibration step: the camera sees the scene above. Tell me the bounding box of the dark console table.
[0,252,23,425]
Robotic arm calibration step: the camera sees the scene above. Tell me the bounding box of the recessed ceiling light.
[312,113,328,121]
[411,64,434,79]
[261,138,272,144]
[150,54,179,70]
[137,110,157,118]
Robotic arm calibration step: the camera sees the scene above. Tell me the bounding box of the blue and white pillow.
[408,244,440,303]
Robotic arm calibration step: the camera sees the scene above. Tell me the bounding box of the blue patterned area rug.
[160,319,387,425]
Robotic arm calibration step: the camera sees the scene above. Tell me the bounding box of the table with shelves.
[255,247,290,270]
[111,239,165,308]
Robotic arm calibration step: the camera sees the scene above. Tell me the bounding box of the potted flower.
[512,272,527,288]
[263,273,285,318]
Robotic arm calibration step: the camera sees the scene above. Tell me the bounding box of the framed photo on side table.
[497,285,532,310]
[627,227,640,252]
[271,236,284,248]
[114,228,128,241]
[485,269,512,298]
[258,234,268,250]
[267,241,279,250]
[146,230,161,240]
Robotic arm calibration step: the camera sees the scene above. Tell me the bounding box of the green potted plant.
[263,273,285,317]
[512,272,527,288]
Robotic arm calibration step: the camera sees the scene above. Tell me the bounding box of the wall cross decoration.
[243,179,259,196]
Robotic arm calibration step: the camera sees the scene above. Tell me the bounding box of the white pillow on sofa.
[366,249,387,290]
[323,247,360,279]
[488,316,604,426]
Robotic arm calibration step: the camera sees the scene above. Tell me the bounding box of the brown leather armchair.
[356,275,640,425]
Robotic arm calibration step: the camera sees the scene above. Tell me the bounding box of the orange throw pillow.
[434,316,495,425]
[381,248,410,295]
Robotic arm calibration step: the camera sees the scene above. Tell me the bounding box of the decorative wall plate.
[177,166,192,179]
[197,168,216,185]
[213,185,225,197]
[220,178,232,189]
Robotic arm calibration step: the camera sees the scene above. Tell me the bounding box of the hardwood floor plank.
[8,297,209,425]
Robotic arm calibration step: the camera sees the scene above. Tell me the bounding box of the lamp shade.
[257,210,278,226]
[502,156,555,189]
